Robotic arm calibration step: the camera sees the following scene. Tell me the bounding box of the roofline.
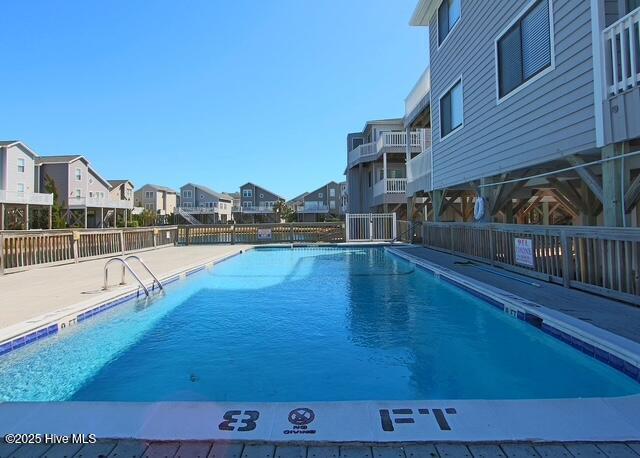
[409,0,436,26]
[240,182,286,201]
[361,118,404,134]
[1,141,41,159]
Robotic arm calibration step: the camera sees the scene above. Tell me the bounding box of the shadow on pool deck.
[400,246,640,344]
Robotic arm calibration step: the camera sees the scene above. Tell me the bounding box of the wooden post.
[489,225,496,265]
[119,231,125,255]
[560,230,573,288]
[0,232,5,275]
[290,223,294,243]
[124,209,128,228]
[25,204,30,230]
[231,225,235,244]
[0,203,4,230]
[85,208,89,228]
[48,206,52,229]
[432,190,443,222]
[72,231,80,263]
[602,143,623,226]
[186,226,191,245]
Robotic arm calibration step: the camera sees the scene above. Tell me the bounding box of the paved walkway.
[400,246,640,344]
[0,245,250,330]
[1,440,640,458]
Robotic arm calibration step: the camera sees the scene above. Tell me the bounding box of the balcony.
[347,142,376,168]
[236,206,276,214]
[0,190,53,206]
[404,66,431,121]
[347,131,423,169]
[68,196,133,209]
[373,178,407,197]
[407,128,433,195]
[602,7,640,143]
[297,203,330,214]
[603,7,640,97]
[179,206,222,214]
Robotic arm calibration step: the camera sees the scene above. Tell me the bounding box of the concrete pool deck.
[395,245,640,344]
[0,245,251,342]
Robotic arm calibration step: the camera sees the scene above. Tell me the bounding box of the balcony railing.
[0,190,53,206]
[347,142,376,167]
[68,196,133,209]
[179,206,222,214]
[376,131,422,152]
[373,178,407,197]
[603,7,640,96]
[407,128,433,183]
[405,66,431,118]
[297,204,330,213]
[236,206,276,213]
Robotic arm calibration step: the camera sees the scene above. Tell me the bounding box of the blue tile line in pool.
[0,250,249,358]
[387,248,640,384]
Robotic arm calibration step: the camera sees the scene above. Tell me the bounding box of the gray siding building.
[403,0,640,227]
[178,183,233,223]
[345,119,423,218]
[294,181,345,222]
[236,182,285,223]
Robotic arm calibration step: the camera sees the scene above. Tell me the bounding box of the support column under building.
[602,143,623,227]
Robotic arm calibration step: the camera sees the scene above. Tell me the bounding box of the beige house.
[134,184,177,216]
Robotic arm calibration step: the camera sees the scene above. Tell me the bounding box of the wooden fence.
[0,226,178,274]
[423,222,640,305]
[178,223,345,245]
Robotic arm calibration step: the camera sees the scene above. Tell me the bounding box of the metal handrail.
[124,255,164,292]
[103,258,150,296]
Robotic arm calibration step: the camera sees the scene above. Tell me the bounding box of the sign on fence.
[257,228,273,240]
[514,238,535,268]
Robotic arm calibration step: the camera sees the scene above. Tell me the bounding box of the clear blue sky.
[0,0,428,199]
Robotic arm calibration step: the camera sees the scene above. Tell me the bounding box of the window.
[438,0,461,46]
[379,169,384,181]
[318,192,323,198]
[242,189,252,198]
[259,193,264,198]
[497,0,552,99]
[145,191,154,199]
[89,192,94,198]
[243,201,251,207]
[440,79,464,139]
[75,168,82,181]
[330,189,336,198]
[17,158,25,173]
[330,201,336,209]
[144,203,154,210]
[183,190,192,198]
[76,189,82,198]
[351,138,364,150]
[17,183,25,192]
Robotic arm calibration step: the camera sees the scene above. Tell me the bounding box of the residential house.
[0,141,53,230]
[345,119,423,218]
[405,0,640,226]
[178,183,233,224]
[36,155,133,228]
[134,184,178,219]
[294,181,344,222]
[235,182,286,223]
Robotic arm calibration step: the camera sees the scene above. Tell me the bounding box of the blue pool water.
[0,247,638,402]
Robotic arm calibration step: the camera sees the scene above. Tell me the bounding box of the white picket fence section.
[346,213,397,242]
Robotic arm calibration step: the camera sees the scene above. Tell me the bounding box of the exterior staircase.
[177,207,200,225]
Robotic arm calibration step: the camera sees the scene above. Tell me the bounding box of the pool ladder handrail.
[103,256,164,296]
[123,255,164,292]
[104,258,150,296]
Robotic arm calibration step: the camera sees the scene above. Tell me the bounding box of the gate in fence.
[345,213,396,242]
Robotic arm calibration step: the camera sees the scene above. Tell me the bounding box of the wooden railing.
[178,223,345,245]
[0,226,179,274]
[603,6,640,96]
[422,223,640,305]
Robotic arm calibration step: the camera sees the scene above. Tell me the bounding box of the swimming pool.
[0,247,638,402]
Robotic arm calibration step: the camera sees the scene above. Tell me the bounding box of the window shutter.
[440,92,452,137]
[498,24,523,98]
[522,0,551,80]
[438,1,449,45]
